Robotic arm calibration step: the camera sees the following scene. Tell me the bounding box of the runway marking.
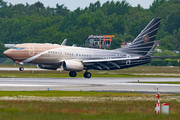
[0,84,56,87]
[108,83,180,86]
[0,78,180,92]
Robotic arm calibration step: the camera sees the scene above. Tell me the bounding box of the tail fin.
[118,18,161,55]
[61,38,67,46]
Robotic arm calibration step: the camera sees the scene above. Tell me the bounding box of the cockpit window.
[12,47,25,50]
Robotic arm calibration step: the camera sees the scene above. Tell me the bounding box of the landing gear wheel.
[19,67,24,71]
[84,72,91,78]
[69,71,77,77]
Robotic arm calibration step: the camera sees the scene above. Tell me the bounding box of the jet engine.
[62,60,84,72]
[37,64,59,70]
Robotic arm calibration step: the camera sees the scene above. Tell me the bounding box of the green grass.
[0,91,158,97]
[0,91,179,120]
[0,100,179,120]
[0,66,180,78]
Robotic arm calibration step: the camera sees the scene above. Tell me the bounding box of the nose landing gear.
[19,62,24,71]
[19,67,24,71]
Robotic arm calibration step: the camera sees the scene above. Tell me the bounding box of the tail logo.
[143,35,150,43]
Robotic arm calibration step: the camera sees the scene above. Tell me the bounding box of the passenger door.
[29,45,34,56]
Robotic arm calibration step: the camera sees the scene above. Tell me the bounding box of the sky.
[5,0,155,11]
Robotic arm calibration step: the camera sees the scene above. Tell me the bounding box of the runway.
[0,78,179,93]
[0,67,62,71]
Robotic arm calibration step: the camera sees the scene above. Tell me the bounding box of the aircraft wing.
[83,57,140,63]
[83,57,142,70]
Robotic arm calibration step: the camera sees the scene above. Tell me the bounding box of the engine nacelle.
[37,64,59,70]
[62,60,84,72]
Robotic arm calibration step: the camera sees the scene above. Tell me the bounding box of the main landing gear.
[83,71,91,78]
[69,71,77,77]
[68,70,92,78]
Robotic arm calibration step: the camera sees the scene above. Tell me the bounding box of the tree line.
[1,0,180,58]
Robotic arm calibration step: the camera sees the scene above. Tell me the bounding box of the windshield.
[11,47,25,50]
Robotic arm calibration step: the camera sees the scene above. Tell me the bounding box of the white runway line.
[0,84,55,87]
[108,83,180,86]
[0,67,62,71]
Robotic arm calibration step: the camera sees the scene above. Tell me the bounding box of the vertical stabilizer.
[117,18,161,55]
[61,39,67,46]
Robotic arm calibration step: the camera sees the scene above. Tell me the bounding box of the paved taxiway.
[0,78,179,93]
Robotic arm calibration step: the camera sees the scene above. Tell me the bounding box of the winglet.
[61,39,67,46]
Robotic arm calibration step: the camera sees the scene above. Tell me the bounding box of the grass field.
[0,66,180,78]
[0,91,179,120]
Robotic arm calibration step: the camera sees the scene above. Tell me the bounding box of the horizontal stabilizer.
[152,56,176,59]
[145,43,157,57]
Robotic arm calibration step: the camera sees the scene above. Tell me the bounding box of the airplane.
[4,18,162,78]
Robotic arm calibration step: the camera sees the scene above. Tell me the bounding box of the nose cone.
[3,50,12,59]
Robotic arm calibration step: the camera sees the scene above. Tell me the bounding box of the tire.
[69,71,77,77]
[84,72,91,78]
[19,67,24,71]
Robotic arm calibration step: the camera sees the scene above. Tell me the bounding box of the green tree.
[0,41,5,57]
[129,21,140,37]
[88,17,102,31]
[95,21,113,35]
[124,34,134,42]
[165,11,180,34]
[160,35,177,50]
[110,37,123,49]
[173,28,180,49]
[111,15,125,34]
[156,30,170,40]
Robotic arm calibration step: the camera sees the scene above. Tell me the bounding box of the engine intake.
[62,60,84,72]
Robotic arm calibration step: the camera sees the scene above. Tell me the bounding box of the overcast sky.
[5,0,155,11]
